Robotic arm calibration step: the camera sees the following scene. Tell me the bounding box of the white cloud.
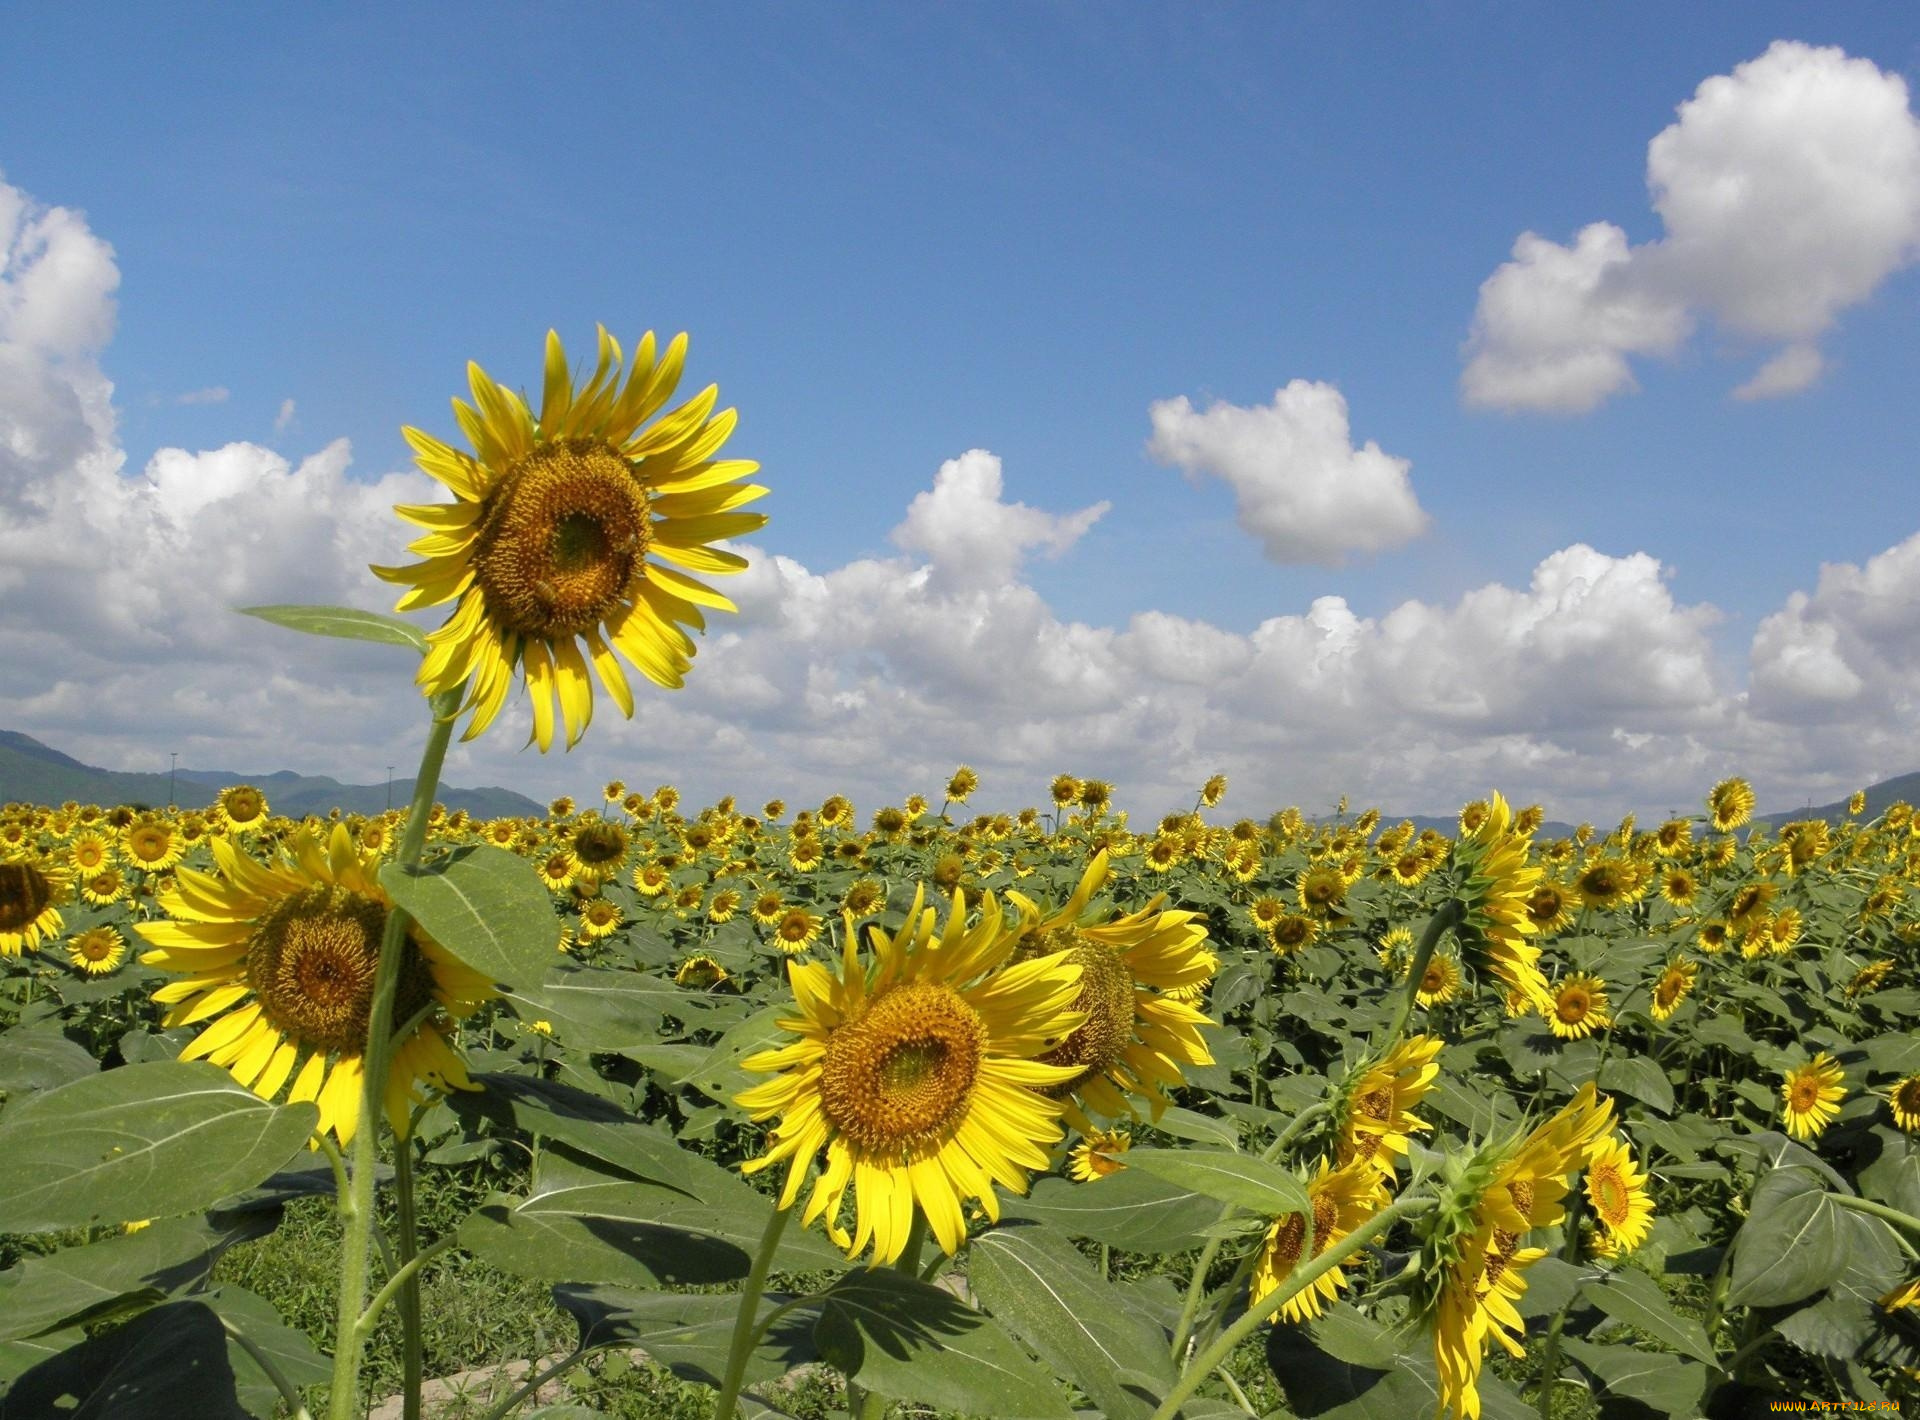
[889,448,1108,594]
[1464,42,1920,412]
[174,386,229,406]
[1731,345,1826,401]
[274,397,296,433]
[1145,380,1429,565]
[4,170,1919,825]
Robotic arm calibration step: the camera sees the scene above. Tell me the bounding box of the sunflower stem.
[1826,1194,1920,1235]
[327,691,458,1420]
[1382,900,1462,1054]
[1149,1195,1435,1420]
[714,1201,792,1420]
[392,1136,424,1420]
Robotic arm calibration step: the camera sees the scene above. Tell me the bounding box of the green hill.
[0,731,544,819]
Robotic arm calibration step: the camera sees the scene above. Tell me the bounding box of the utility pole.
[170,752,177,808]
[387,766,395,811]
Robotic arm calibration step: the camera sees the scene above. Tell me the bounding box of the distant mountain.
[0,731,545,819]
[1753,770,1920,829]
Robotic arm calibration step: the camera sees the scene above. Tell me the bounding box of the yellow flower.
[0,858,68,955]
[123,817,183,873]
[1584,1133,1654,1254]
[1454,792,1553,1013]
[1250,1158,1387,1322]
[1335,1034,1443,1181]
[944,766,979,804]
[770,906,822,955]
[374,327,766,751]
[218,785,270,833]
[1416,953,1462,1007]
[674,954,730,990]
[1546,973,1610,1041]
[1780,1053,1846,1141]
[67,925,127,975]
[1067,1127,1132,1181]
[578,896,623,939]
[1200,774,1228,808]
[134,826,495,1147]
[737,888,1087,1264]
[1006,851,1216,1127]
[1650,956,1697,1021]
[1887,1073,1920,1133]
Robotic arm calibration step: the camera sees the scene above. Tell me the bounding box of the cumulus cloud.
[889,449,1108,594]
[1464,42,1920,412]
[1145,380,1428,564]
[3,170,1917,824]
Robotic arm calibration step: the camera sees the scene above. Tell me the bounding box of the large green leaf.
[504,962,720,1052]
[0,1213,273,1343]
[1773,1207,1905,1359]
[1581,1266,1716,1365]
[1265,1303,1534,1420]
[1596,1056,1675,1116]
[1726,1165,1849,1308]
[457,1153,842,1289]
[1561,1338,1709,1417]
[381,844,560,991]
[1120,1147,1310,1223]
[970,1223,1175,1420]
[553,1284,816,1389]
[1,1299,249,1418]
[0,1062,317,1234]
[0,1025,99,1098]
[238,602,427,653]
[198,1284,332,1418]
[812,1267,1071,1420]
[1001,1170,1210,1254]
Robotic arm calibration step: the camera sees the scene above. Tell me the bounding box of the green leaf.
[1773,1207,1905,1359]
[1727,1166,1849,1308]
[1001,1170,1210,1254]
[970,1224,1176,1420]
[0,1213,273,1343]
[0,1025,99,1098]
[553,1284,816,1389]
[1265,1303,1534,1420]
[0,1061,318,1234]
[1596,1056,1675,1116]
[812,1268,1072,1420]
[1146,1107,1241,1150]
[199,1283,332,1417]
[1120,1147,1311,1222]
[1560,1338,1708,1417]
[505,962,721,1053]
[239,602,427,653]
[2,1299,249,1418]
[381,844,560,991]
[1582,1266,1717,1364]
[457,1153,842,1290]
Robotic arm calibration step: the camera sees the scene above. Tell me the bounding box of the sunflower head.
[0,857,69,954]
[374,328,767,752]
[1781,1053,1846,1141]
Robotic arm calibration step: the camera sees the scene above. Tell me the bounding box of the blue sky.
[2,6,1918,821]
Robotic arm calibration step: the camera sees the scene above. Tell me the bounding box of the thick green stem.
[356,1234,459,1338]
[394,1138,423,1420]
[714,1203,793,1420]
[1148,1196,1435,1420]
[327,693,457,1420]
[1827,1194,1920,1235]
[1383,900,1463,1050]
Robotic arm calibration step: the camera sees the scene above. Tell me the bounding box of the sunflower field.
[2,332,1917,1420]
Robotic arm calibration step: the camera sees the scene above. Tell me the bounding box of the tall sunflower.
[1005,850,1216,1128]
[1453,792,1553,1013]
[373,328,767,751]
[736,887,1087,1264]
[133,825,496,1146]
[1334,1034,1443,1181]
[1250,1157,1387,1322]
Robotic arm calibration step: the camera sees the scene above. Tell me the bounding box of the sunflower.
[1887,1074,1920,1133]
[707,887,743,924]
[675,954,731,990]
[1248,896,1287,934]
[373,328,766,752]
[134,825,495,1146]
[1572,858,1638,912]
[1659,868,1697,908]
[1251,1158,1387,1322]
[578,897,624,940]
[771,906,822,955]
[536,850,578,894]
[69,830,114,875]
[843,879,886,918]
[569,820,631,880]
[1546,974,1610,1041]
[1522,882,1573,936]
[1269,913,1319,955]
[80,866,128,907]
[1005,850,1215,1127]
[67,925,127,976]
[632,862,671,897]
[1780,1053,1846,1141]
[1696,920,1729,954]
[1766,906,1803,954]
[1335,1034,1443,1180]
[0,859,68,955]
[1726,881,1775,935]
[1143,836,1183,872]
[789,837,824,872]
[1584,1134,1654,1255]
[944,767,979,804]
[123,817,183,873]
[1417,953,1463,1007]
[1297,865,1348,917]
[1200,775,1228,809]
[1078,779,1113,813]
[1376,925,1415,973]
[1067,1127,1132,1181]
[737,887,1087,1263]
[1650,956,1697,1021]
[1708,777,1756,834]
[1454,793,1553,1013]
[219,785,270,833]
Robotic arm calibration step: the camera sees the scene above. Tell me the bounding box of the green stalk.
[327,692,458,1420]
[1148,1195,1435,1420]
[713,1202,793,1420]
[394,1137,423,1420]
[1827,1194,1920,1235]
[1382,900,1463,1052]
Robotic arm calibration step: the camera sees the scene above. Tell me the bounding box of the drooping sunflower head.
[1004,851,1216,1126]
[0,858,68,955]
[1780,1053,1846,1141]
[374,328,767,752]
[134,826,497,1147]
[1889,1074,1920,1133]
[675,953,731,990]
[1453,793,1552,1013]
[1335,1034,1444,1178]
[737,887,1088,1263]
[1251,1157,1388,1323]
